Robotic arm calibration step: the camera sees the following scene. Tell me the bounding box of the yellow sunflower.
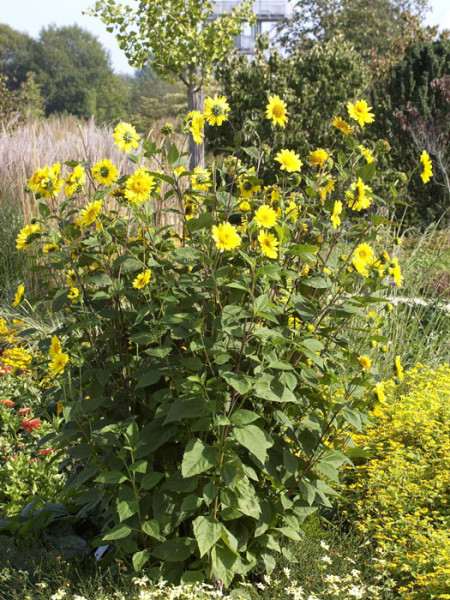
[132,269,152,290]
[420,150,433,183]
[16,223,41,250]
[212,222,241,251]
[258,230,279,259]
[254,204,278,229]
[125,169,155,205]
[203,95,230,126]
[275,149,303,173]
[347,100,375,127]
[265,95,289,127]
[91,159,119,186]
[76,200,102,228]
[12,284,25,307]
[113,122,140,153]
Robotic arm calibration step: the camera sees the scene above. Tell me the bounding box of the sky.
[1,0,450,76]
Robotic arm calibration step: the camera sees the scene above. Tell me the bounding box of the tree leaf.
[181,439,218,477]
[233,424,273,463]
[132,549,150,571]
[151,538,196,562]
[95,471,128,484]
[193,516,224,557]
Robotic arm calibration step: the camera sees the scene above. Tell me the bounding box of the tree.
[279,0,434,73]
[89,0,255,168]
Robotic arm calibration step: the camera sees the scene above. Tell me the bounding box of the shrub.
[16,99,417,587]
[342,363,450,599]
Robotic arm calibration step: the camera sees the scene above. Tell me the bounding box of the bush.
[15,99,417,587]
[342,363,450,599]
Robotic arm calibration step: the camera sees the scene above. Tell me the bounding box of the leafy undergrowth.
[342,363,450,600]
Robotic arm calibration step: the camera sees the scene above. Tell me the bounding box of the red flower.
[40,448,55,456]
[18,407,32,415]
[1,399,14,407]
[4,366,12,372]
[22,418,40,432]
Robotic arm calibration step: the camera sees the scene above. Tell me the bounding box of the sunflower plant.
[16,98,420,588]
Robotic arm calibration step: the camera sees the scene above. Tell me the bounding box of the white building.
[210,1,294,56]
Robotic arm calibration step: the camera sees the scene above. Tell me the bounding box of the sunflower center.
[100,167,110,178]
[272,104,284,118]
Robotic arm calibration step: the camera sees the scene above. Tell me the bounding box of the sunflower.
[186,111,205,145]
[254,204,278,229]
[190,167,212,192]
[333,116,353,135]
[420,150,433,183]
[76,200,102,228]
[113,122,140,152]
[358,145,374,164]
[132,269,152,290]
[347,100,375,127]
[331,201,343,229]
[238,178,261,199]
[258,230,279,259]
[64,165,86,196]
[91,159,119,186]
[265,95,289,127]
[395,355,404,380]
[49,336,62,358]
[49,352,69,377]
[352,243,375,277]
[16,223,41,250]
[204,95,230,126]
[275,149,303,173]
[358,355,372,371]
[375,382,386,402]
[346,178,373,211]
[388,257,403,287]
[309,149,329,167]
[125,169,155,205]
[212,222,241,251]
[12,284,24,307]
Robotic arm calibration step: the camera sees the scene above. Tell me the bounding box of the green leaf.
[211,544,239,588]
[117,487,138,522]
[141,520,162,539]
[103,523,134,540]
[356,161,376,183]
[193,516,224,557]
[167,143,179,164]
[136,370,162,388]
[233,424,273,463]
[181,571,204,585]
[341,407,363,431]
[276,527,303,541]
[230,409,260,426]
[151,538,196,562]
[95,471,128,484]
[181,439,218,477]
[221,372,253,395]
[140,472,164,490]
[132,550,150,571]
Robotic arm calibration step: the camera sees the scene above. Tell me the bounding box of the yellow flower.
[113,122,140,153]
[65,269,76,287]
[275,149,303,173]
[352,243,375,277]
[43,243,60,254]
[184,201,195,220]
[420,150,433,183]
[67,287,79,302]
[286,201,298,222]
[91,159,119,186]
[12,284,25,307]
[395,355,404,380]
[319,177,336,203]
[375,382,386,402]
[258,230,279,259]
[347,100,375,127]
[125,169,155,205]
[190,167,212,192]
[389,257,403,287]
[358,355,372,371]
[265,95,289,127]
[331,200,343,229]
[64,165,86,196]
[174,165,186,177]
[28,163,64,198]
[132,269,152,290]
[238,178,261,199]
[333,116,353,135]
[49,352,69,376]
[346,178,373,211]
[16,223,41,250]
[309,149,329,166]
[49,336,62,358]
[239,200,251,212]
[186,110,205,145]
[212,222,241,251]
[254,204,278,228]
[203,95,230,126]
[358,145,374,164]
[76,200,102,228]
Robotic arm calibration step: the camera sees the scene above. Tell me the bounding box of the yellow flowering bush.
[14,98,425,587]
[342,364,450,600]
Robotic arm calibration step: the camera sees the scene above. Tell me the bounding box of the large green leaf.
[103,523,134,540]
[233,424,273,463]
[151,538,196,562]
[221,372,253,396]
[193,516,224,557]
[181,439,219,477]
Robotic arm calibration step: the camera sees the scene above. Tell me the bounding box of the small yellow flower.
[309,149,329,166]
[203,95,230,126]
[49,336,62,358]
[43,243,60,254]
[190,167,212,192]
[358,145,374,164]
[49,352,69,377]
[238,178,261,199]
[420,150,433,183]
[67,287,79,302]
[358,355,372,371]
[64,165,86,196]
[91,159,119,186]
[16,223,41,250]
[333,116,353,135]
[239,200,251,212]
[28,163,64,198]
[12,284,25,307]
[113,122,140,153]
[331,200,343,229]
[186,111,205,145]
[275,149,303,173]
[132,269,152,290]
[254,204,278,229]
[125,169,155,205]
[265,95,289,127]
[212,222,241,251]
[346,178,373,211]
[347,99,375,127]
[375,382,386,402]
[76,200,102,228]
[258,230,279,259]
[395,355,404,380]
[388,257,403,287]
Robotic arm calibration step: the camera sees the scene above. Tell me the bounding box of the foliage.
[213,36,369,175]
[279,0,435,73]
[342,363,450,599]
[14,96,415,588]
[0,195,28,300]
[0,72,43,131]
[370,39,450,226]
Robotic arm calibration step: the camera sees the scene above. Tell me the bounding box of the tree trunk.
[187,85,205,171]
